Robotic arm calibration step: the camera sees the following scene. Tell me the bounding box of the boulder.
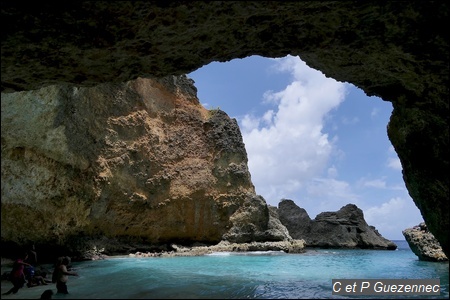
[403,223,448,262]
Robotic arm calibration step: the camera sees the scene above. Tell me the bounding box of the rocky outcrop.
[403,223,448,262]
[222,195,293,243]
[1,2,448,258]
[277,199,397,249]
[168,239,306,256]
[1,75,290,258]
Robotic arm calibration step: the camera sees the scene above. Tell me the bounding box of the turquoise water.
[1,241,448,299]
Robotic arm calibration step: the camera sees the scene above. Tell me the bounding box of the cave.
[1,1,448,258]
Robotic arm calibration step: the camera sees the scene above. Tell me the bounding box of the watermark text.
[332,279,440,295]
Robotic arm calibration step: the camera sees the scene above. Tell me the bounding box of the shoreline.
[1,239,306,267]
[1,238,406,267]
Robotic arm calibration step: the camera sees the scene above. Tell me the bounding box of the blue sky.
[188,55,423,240]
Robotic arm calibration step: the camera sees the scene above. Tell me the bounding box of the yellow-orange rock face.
[2,76,287,251]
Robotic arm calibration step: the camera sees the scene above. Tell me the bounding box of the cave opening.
[188,55,423,241]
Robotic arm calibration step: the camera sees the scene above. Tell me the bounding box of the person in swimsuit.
[2,252,32,295]
[54,256,78,294]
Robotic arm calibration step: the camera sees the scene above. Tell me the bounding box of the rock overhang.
[1,1,448,258]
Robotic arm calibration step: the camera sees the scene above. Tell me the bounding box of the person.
[26,272,49,287]
[38,271,53,284]
[26,244,38,266]
[2,252,32,295]
[51,256,63,284]
[53,256,78,294]
[40,289,54,299]
[24,244,38,285]
[23,244,51,288]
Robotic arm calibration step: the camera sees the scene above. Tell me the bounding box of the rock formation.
[403,223,448,262]
[1,75,290,258]
[1,2,448,257]
[277,199,397,249]
[168,239,306,256]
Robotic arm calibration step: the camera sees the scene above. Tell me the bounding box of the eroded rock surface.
[403,223,448,262]
[168,239,306,256]
[1,1,448,257]
[1,76,290,258]
[277,199,397,249]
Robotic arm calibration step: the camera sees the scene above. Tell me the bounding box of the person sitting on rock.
[26,271,49,287]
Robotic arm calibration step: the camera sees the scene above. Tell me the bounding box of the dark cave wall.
[1,1,448,257]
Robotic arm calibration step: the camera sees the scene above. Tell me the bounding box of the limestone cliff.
[1,1,448,258]
[1,75,289,257]
[277,199,397,249]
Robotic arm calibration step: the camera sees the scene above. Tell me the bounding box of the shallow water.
[1,241,448,299]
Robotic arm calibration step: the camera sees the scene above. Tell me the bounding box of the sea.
[1,240,448,299]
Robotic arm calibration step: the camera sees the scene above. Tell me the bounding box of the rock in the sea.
[277,199,397,249]
[402,223,448,262]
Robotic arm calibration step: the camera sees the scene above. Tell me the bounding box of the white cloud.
[304,178,361,217]
[371,107,379,118]
[364,197,423,240]
[241,114,260,132]
[387,157,402,171]
[239,55,347,206]
[356,176,407,191]
[386,146,403,171]
[262,90,278,105]
[358,177,387,189]
[389,184,407,191]
[327,166,338,178]
[262,110,275,126]
[341,116,359,125]
[306,178,358,201]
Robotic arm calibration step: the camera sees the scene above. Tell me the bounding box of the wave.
[207,250,287,256]
[206,252,232,256]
